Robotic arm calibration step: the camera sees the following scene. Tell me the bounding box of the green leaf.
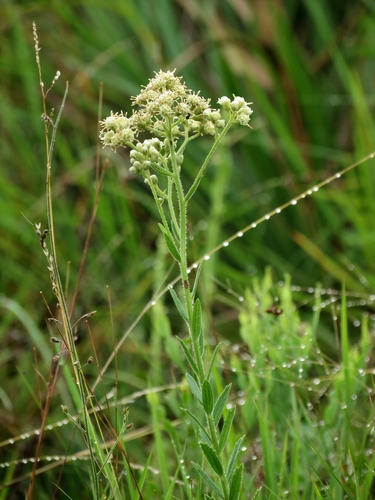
[229,463,244,500]
[169,287,188,322]
[226,436,244,482]
[192,462,224,499]
[171,218,180,243]
[219,406,236,452]
[157,222,168,235]
[191,299,202,340]
[207,342,222,379]
[191,262,202,301]
[202,380,214,415]
[186,373,202,404]
[163,233,181,262]
[200,442,224,477]
[181,408,211,443]
[198,331,204,356]
[213,384,231,425]
[176,337,198,375]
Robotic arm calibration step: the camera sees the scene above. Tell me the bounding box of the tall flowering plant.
[100,70,253,499]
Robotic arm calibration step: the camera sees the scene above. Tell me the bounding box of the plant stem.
[168,124,232,500]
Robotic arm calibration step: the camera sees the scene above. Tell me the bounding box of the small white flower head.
[218,95,253,126]
[99,112,135,149]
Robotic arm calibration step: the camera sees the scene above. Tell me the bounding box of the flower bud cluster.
[129,138,164,175]
[217,96,253,126]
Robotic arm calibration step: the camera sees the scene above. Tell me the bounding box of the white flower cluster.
[99,70,253,180]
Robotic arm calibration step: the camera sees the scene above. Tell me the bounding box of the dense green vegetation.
[1,1,375,498]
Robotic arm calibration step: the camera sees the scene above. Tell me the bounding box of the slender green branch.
[185,117,234,203]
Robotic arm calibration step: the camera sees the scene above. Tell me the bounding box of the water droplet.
[9,439,14,444]
[313,187,319,192]
[341,404,347,410]
[276,208,281,213]
[351,394,357,401]
[192,263,198,268]
[223,241,229,247]
[335,173,341,178]
[313,378,320,385]
[291,199,297,205]
[252,455,257,461]
[307,190,312,195]
[265,215,270,220]
[241,446,247,451]
[251,223,257,228]
[204,255,210,260]
[238,296,244,302]
[237,231,243,237]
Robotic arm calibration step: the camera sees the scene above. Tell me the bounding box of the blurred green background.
[1,0,375,495]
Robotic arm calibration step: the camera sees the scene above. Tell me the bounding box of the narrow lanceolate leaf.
[229,463,244,500]
[186,373,202,404]
[226,436,245,482]
[207,342,222,380]
[198,331,204,356]
[181,408,211,443]
[191,299,202,340]
[169,287,188,322]
[213,384,231,425]
[192,462,224,499]
[200,442,224,477]
[176,337,198,375]
[191,262,202,300]
[163,233,181,262]
[219,406,236,452]
[157,222,168,235]
[202,380,214,415]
